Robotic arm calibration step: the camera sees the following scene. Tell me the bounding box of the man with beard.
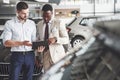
[2,2,36,80]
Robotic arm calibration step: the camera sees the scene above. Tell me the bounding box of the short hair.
[16,2,28,11]
[42,4,53,12]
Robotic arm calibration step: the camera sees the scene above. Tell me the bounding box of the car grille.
[0,63,9,77]
[0,62,42,80]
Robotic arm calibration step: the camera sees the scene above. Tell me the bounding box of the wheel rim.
[73,39,83,47]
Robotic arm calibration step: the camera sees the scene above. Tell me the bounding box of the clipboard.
[32,41,49,49]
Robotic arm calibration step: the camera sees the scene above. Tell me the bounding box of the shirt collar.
[44,18,53,24]
[14,17,28,23]
[49,19,52,23]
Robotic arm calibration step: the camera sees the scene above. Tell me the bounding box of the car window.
[67,17,77,26]
[0,39,3,47]
[80,18,89,26]
[0,30,3,46]
[0,30,3,35]
[0,19,6,47]
[80,17,98,26]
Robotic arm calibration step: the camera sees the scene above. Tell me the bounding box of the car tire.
[71,36,85,47]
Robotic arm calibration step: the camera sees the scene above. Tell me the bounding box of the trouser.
[9,51,35,80]
[43,50,54,72]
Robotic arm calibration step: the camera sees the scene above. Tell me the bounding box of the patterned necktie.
[44,22,49,41]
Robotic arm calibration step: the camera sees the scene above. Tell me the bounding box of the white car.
[66,16,100,47]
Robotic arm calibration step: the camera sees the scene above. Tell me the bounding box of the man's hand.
[37,46,45,52]
[48,37,57,44]
[22,41,32,46]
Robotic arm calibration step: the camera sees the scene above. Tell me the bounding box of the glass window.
[116,0,120,13]
[58,0,118,16]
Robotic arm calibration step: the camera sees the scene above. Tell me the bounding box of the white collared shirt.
[3,17,36,52]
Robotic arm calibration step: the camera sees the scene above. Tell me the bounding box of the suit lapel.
[39,19,57,40]
[50,20,55,33]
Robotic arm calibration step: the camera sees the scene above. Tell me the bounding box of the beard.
[18,15,27,21]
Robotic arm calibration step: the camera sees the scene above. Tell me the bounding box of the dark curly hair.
[42,4,53,12]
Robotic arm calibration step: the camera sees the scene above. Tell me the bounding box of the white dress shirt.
[36,19,52,41]
[3,17,36,52]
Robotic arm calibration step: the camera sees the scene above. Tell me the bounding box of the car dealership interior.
[0,0,120,80]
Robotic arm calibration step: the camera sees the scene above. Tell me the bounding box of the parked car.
[0,18,42,80]
[66,16,101,47]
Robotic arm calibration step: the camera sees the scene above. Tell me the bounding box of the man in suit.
[36,4,69,72]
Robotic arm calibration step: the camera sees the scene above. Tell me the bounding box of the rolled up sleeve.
[31,22,37,42]
[3,21,12,45]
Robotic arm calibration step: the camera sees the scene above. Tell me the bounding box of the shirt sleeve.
[31,22,37,42]
[2,21,12,45]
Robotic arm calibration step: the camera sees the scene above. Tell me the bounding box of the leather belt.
[12,51,34,55]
